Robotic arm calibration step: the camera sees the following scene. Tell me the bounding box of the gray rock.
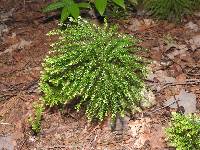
[141,89,156,108]
[164,89,197,114]
[0,135,15,150]
[185,21,199,32]
[189,34,200,50]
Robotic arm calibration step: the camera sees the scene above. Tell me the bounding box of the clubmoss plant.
[166,112,200,150]
[40,17,148,122]
[191,0,200,10]
[144,0,193,22]
[29,103,44,134]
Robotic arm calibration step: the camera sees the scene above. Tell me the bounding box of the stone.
[185,21,199,32]
[141,89,156,108]
[0,135,15,150]
[164,89,197,114]
[189,34,200,50]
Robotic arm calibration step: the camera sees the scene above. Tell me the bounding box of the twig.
[47,145,70,149]
[23,0,26,10]
[150,99,180,113]
[186,66,200,76]
[157,79,200,92]
[22,79,38,91]
[90,134,98,150]
[0,62,30,77]
[186,72,200,76]
[0,122,11,125]
[174,95,179,109]
[0,93,18,101]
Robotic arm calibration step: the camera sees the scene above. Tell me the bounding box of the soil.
[0,1,200,150]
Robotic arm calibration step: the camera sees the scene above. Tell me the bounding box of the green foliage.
[94,0,125,15]
[191,0,200,10]
[105,0,138,19]
[29,103,44,134]
[43,0,126,22]
[144,0,200,22]
[43,0,90,22]
[40,17,148,121]
[166,112,200,150]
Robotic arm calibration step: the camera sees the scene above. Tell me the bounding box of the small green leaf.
[61,6,70,22]
[95,0,107,16]
[77,2,91,8]
[69,3,80,19]
[113,0,125,8]
[43,1,65,13]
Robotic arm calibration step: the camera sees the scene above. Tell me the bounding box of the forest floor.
[0,1,200,150]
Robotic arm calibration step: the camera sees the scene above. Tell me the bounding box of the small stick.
[150,99,180,113]
[0,122,10,125]
[47,145,71,149]
[157,79,200,92]
[174,95,180,109]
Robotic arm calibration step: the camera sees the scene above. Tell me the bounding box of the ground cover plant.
[105,0,138,19]
[144,0,200,22]
[166,112,200,150]
[29,103,44,134]
[39,17,148,122]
